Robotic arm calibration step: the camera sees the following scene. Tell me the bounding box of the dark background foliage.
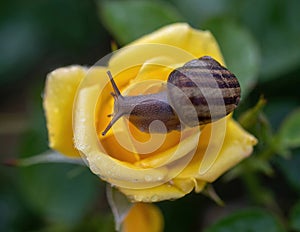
[1,0,300,231]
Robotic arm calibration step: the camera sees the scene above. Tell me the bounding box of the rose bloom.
[43,23,257,231]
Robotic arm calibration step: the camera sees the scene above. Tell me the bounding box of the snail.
[102,56,241,136]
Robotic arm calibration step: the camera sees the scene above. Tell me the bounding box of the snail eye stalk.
[102,71,124,136]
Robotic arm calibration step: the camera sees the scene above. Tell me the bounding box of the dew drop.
[150,194,159,202]
[134,195,143,202]
[80,118,86,122]
[89,162,100,174]
[76,143,90,152]
[157,176,163,181]
[144,175,153,182]
[76,143,86,151]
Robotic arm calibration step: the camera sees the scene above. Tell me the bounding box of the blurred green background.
[1,0,300,231]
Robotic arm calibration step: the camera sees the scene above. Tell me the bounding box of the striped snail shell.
[102,56,240,136]
[167,56,241,127]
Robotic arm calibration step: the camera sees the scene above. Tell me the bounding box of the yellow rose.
[122,203,163,232]
[43,23,257,203]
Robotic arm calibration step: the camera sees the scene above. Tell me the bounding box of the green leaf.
[204,18,260,99]
[238,96,266,130]
[204,208,285,232]
[19,163,100,226]
[245,156,274,176]
[274,150,300,193]
[264,100,299,132]
[278,108,300,149]
[168,0,230,26]
[290,201,300,231]
[106,185,133,231]
[259,32,300,82]
[221,0,300,82]
[0,19,43,85]
[98,0,184,45]
[238,97,281,160]
[74,213,115,232]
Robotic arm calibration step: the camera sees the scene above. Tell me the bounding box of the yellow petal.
[74,83,170,189]
[109,23,225,76]
[69,23,257,203]
[198,119,257,182]
[122,203,163,232]
[193,179,207,193]
[132,23,224,64]
[178,118,257,182]
[77,65,198,189]
[118,178,196,202]
[43,66,85,157]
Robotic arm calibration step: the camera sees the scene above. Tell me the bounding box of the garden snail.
[102,56,241,136]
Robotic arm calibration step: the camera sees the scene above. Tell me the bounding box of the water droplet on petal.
[134,195,143,202]
[151,194,159,202]
[157,176,163,181]
[144,175,153,182]
[80,118,86,122]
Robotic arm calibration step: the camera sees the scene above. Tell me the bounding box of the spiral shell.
[167,56,241,127]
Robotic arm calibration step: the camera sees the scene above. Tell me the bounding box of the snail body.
[102,56,240,136]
